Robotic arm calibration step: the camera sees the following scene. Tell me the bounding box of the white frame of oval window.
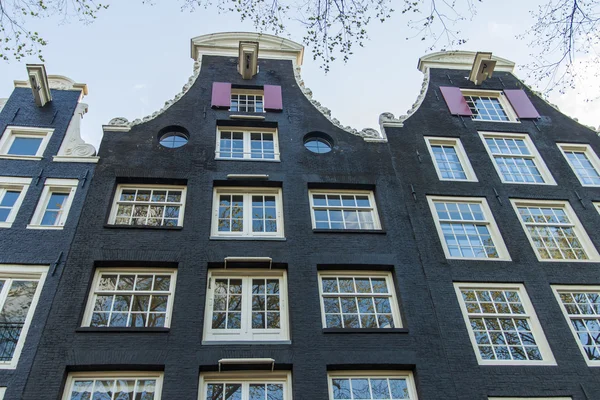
[199,371,292,400]
[454,282,556,366]
[424,136,478,182]
[0,126,54,160]
[308,189,382,230]
[510,198,600,262]
[27,178,78,230]
[0,176,31,228]
[81,267,178,329]
[426,195,511,261]
[215,126,280,161]
[557,143,600,187]
[107,184,188,227]
[460,89,520,123]
[327,371,419,400]
[202,268,290,344]
[317,270,403,329]
[479,132,556,185]
[61,371,164,400]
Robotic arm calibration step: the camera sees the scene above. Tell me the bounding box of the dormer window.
[230,89,264,113]
[212,83,282,112]
[462,90,514,122]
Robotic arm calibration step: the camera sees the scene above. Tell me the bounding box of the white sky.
[0,1,598,150]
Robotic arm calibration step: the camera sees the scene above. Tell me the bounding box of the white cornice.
[418,51,515,73]
[14,74,88,100]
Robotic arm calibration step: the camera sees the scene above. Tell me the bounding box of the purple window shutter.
[504,89,540,119]
[440,86,472,116]
[211,82,231,108]
[264,85,283,111]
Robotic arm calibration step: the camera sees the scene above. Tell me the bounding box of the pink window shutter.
[504,89,540,119]
[439,86,472,116]
[211,82,231,108]
[264,85,283,111]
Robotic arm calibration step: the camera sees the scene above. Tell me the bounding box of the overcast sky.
[0,1,598,150]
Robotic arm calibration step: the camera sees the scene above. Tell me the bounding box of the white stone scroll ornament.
[56,102,97,157]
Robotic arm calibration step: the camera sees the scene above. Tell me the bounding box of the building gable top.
[418,51,515,73]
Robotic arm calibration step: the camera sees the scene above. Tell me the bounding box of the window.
[0,177,30,228]
[461,90,518,122]
[0,126,53,159]
[82,268,176,328]
[159,132,188,148]
[108,185,186,227]
[0,265,47,369]
[318,271,401,329]
[309,190,381,230]
[230,89,264,113]
[424,137,477,181]
[511,199,599,261]
[216,127,279,161]
[480,132,555,185]
[203,269,289,342]
[211,187,284,239]
[200,371,291,400]
[328,371,418,400]
[62,372,163,400]
[558,143,600,186]
[305,138,332,154]
[454,283,555,365]
[427,196,510,260]
[28,178,78,229]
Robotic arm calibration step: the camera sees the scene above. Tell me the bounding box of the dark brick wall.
[0,88,95,399]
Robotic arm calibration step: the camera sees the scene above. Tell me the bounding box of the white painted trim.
[62,372,163,400]
[215,127,280,161]
[27,178,78,229]
[308,190,382,230]
[199,371,292,400]
[509,199,600,262]
[52,155,99,163]
[424,136,478,182]
[454,282,556,366]
[0,126,54,159]
[479,131,556,185]
[327,371,419,400]
[557,143,600,187]
[460,89,520,123]
[0,387,5,399]
[55,102,97,159]
[0,176,32,228]
[418,51,515,73]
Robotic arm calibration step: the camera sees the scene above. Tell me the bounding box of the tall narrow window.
[425,137,477,181]
[216,128,280,161]
[63,372,163,400]
[480,132,555,184]
[427,196,510,260]
[558,143,600,186]
[200,372,292,400]
[511,199,599,261]
[454,283,555,365]
[108,185,186,227]
[328,372,419,400]
[309,190,382,230]
[28,178,78,229]
[230,89,264,113]
[0,126,53,160]
[0,177,30,228]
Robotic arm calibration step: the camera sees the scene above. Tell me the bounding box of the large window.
[558,143,600,187]
[511,199,599,261]
[216,128,280,161]
[108,185,186,227]
[454,283,555,365]
[62,372,163,400]
[203,269,289,342]
[480,132,555,185]
[28,178,78,229]
[0,126,53,160]
[461,90,517,122]
[200,371,291,400]
[318,271,401,329]
[427,196,510,260]
[328,372,418,400]
[82,268,176,328]
[0,265,47,369]
[230,89,264,113]
[309,190,381,230]
[424,137,477,182]
[0,177,31,228]
[211,187,284,239]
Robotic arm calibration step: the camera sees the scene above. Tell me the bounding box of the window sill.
[0,155,43,161]
[215,158,281,163]
[322,328,408,334]
[313,229,386,234]
[229,114,266,120]
[0,222,13,228]
[76,327,170,333]
[104,224,183,230]
[26,224,64,230]
[202,340,291,345]
[210,236,286,241]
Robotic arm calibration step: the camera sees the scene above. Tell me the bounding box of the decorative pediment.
[418,51,515,73]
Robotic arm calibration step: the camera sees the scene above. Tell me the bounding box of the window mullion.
[243,194,251,236]
[243,277,250,337]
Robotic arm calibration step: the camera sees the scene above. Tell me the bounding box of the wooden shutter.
[439,86,473,116]
[211,82,231,108]
[264,85,283,111]
[504,89,540,119]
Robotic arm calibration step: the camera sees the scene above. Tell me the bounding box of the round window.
[304,138,332,154]
[158,127,189,148]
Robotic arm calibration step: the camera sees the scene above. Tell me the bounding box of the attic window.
[158,126,189,149]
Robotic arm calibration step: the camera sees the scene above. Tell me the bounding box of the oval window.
[304,138,332,154]
[159,130,188,148]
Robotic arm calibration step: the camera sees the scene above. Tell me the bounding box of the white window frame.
[510,199,600,262]
[211,187,284,239]
[317,271,402,329]
[215,127,280,161]
[327,371,419,400]
[454,282,556,366]
[424,136,477,182]
[427,196,511,261]
[62,371,164,400]
[0,387,4,399]
[0,126,53,160]
[479,132,555,185]
[27,178,78,230]
[460,89,519,123]
[202,269,289,343]
[107,184,187,227]
[0,264,48,369]
[199,371,292,400]
[229,88,265,113]
[0,177,31,228]
[308,190,382,230]
[557,143,600,187]
[81,268,177,329]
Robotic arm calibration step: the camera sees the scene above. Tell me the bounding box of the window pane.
[8,137,43,156]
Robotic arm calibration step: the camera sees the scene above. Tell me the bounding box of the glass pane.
[8,137,43,156]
